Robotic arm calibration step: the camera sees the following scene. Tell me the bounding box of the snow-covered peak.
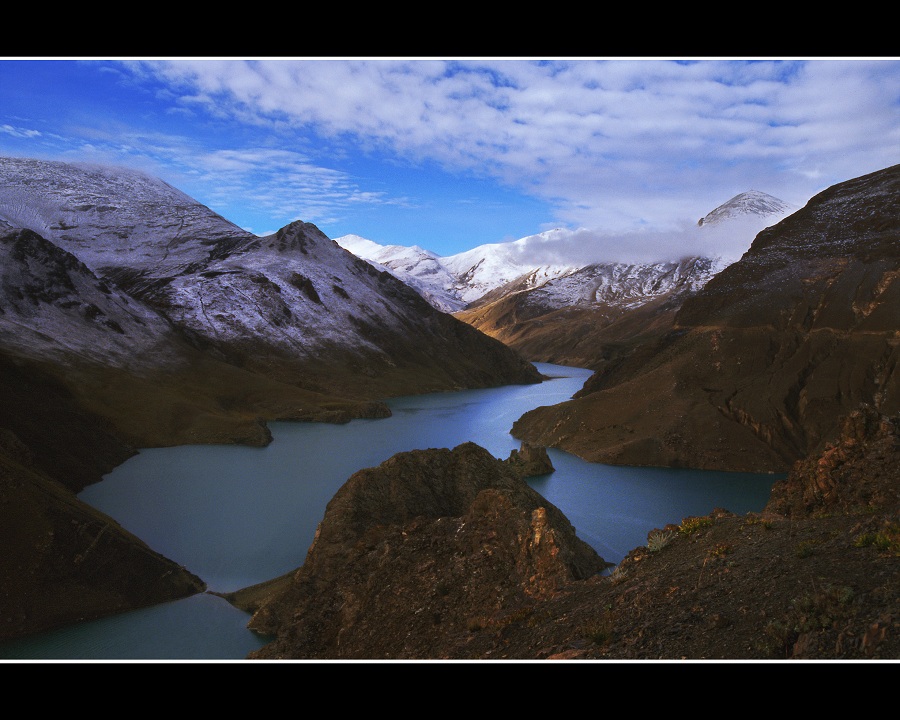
[521,256,720,312]
[698,191,797,227]
[0,156,253,276]
[441,229,578,304]
[334,234,390,257]
[335,234,466,312]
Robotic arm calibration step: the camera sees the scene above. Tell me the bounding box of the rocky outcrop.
[766,406,900,517]
[505,441,555,477]
[512,164,900,472]
[239,412,899,660]
[246,442,609,659]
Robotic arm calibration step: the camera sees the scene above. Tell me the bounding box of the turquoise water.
[0,363,780,660]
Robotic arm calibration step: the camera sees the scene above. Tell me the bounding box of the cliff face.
[511,164,900,472]
[245,442,609,659]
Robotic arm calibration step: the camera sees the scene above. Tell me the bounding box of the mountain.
[338,192,796,318]
[511,164,900,473]
[337,192,796,370]
[336,228,581,311]
[335,234,465,313]
[0,155,542,642]
[0,157,541,418]
[453,192,795,367]
[697,189,796,227]
[455,256,722,367]
[439,229,581,304]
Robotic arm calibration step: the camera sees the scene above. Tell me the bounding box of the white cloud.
[1,124,41,139]
[513,213,779,267]
[124,58,899,237]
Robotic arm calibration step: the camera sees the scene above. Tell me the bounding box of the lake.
[0,363,781,660]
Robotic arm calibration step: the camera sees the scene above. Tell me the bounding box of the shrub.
[679,516,713,536]
[743,515,772,530]
[647,528,677,552]
[853,523,900,556]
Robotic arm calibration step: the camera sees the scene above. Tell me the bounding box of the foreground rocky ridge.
[511,164,900,473]
[242,442,610,659]
[238,408,898,660]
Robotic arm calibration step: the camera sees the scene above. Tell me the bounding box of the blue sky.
[0,57,897,260]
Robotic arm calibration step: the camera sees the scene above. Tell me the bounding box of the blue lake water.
[0,363,781,661]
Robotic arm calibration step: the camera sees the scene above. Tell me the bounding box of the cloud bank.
[127,57,900,235]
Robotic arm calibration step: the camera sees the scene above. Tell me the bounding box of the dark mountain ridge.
[511,163,900,472]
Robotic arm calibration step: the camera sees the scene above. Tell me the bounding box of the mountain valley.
[0,155,897,660]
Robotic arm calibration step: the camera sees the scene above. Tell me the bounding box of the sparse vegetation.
[795,539,819,558]
[757,584,857,658]
[853,523,900,556]
[742,515,772,530]
[647,528,677,552]
[679,516,713,536]
[608,563,629,584]
[583,617,614,646]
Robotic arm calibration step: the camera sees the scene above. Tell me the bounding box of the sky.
[0,57,898,263]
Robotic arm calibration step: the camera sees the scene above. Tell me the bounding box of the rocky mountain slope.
[226,406,898,660]
[453,192,795,367]
[456,256,722,368]
[0,155,541,642]
[0,157,543,442]
[511,164,900,473]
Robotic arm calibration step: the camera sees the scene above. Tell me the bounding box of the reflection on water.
[0,363,780,660]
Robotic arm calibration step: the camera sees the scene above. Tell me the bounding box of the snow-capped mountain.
[335,228,583,311]
[0,156,541,423]
[448,192,798,366]
[440,229,580,304]
[335,234,465,312]
[512,256,721,313]
[0,226,183,368]
[338,192,797,315]
[0,157,252,277]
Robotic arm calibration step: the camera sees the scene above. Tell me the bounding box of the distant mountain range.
[336,190,797,316]
[337,190,798,367]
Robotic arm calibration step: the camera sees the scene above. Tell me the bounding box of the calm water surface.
[1,363,781,660]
